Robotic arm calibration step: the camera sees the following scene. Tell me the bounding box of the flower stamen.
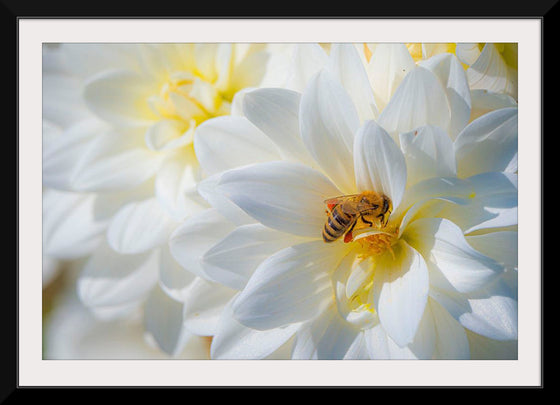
[358,231,397,259]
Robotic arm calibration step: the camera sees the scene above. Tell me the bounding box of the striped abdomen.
[322,205,356,243]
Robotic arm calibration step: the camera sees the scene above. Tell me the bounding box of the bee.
[322,191,392,243]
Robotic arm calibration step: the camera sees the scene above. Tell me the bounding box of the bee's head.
[381,195,392,215]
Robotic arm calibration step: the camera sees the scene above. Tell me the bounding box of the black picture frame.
[6,0,552,395]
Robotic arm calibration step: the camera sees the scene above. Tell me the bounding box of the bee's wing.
[356,201,380,213]
[324,194,362,214]
[323,194,361,205]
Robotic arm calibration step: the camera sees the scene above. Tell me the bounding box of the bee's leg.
[377,213,389,227]
[361,213,373,227]
[344,220,358,243]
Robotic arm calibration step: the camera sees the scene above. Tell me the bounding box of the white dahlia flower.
[42,43,293,356]
[169,43,518,359]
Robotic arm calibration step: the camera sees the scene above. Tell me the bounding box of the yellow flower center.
[335,226,400,329]
[357,228,399,258]
[148,71,232,129]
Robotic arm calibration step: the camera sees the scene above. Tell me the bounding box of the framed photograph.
[9,4,547,391]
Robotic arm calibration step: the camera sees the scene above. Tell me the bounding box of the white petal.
[459,277,518,340]
[202,224,303,290]
[403,305,436,359]
[327,43,378,121]
[230,44,262,68]
[419,53,472,139]
[194,116,280,177]
[365,317,435,360]
[213,43,234,91]
[399,125,457,186]
[340,252,372,302]
[404,217,503,293]
[300,69,360,193]
[263,337,296,359]
[342,332,371,360]
[378,66,451,140]
[229,48,270,91]
[167,92,206,122]
[455,43,482,66]
[42,73,90,128]
[353,120,407,209]
[466,44,517,99]
[70,130,163,192]
[159,244,196,294]
[77,242,158,309]
[211,298,299,359]
[88,300,141,321]
[430,277,517,343]
[454,107,518,178]
[42,119,104,190]
[144,285,191,356]
[182,277,237,336]
[429,298,470,359]
[242,88,314,165]
[466,231,518,270]
[168,208,236,280]
[83,69,156,127]
[190,77,220,112]
[232,241,348,330]
[43,189,107,259]
[366,43,416,112]
[144,119,192,152]
[364,324,391,359]
[466,330,517,359]
[256,44,297,88]
[285,44,329,92]
[136,44,178,80]
[217,161,341,238]
[154,150,207,221]
[372,241,429,347]
[229,87,255,116]
[440,172,518,234]
[292,305,361,360]
[429,284,471,319]
[469,89,518,121]
[107,198,177,255]
[196,173,256,226]
[90,180,155,221]
[59,43,142,78]
[193,43,219,82]
[393,176,474,227]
